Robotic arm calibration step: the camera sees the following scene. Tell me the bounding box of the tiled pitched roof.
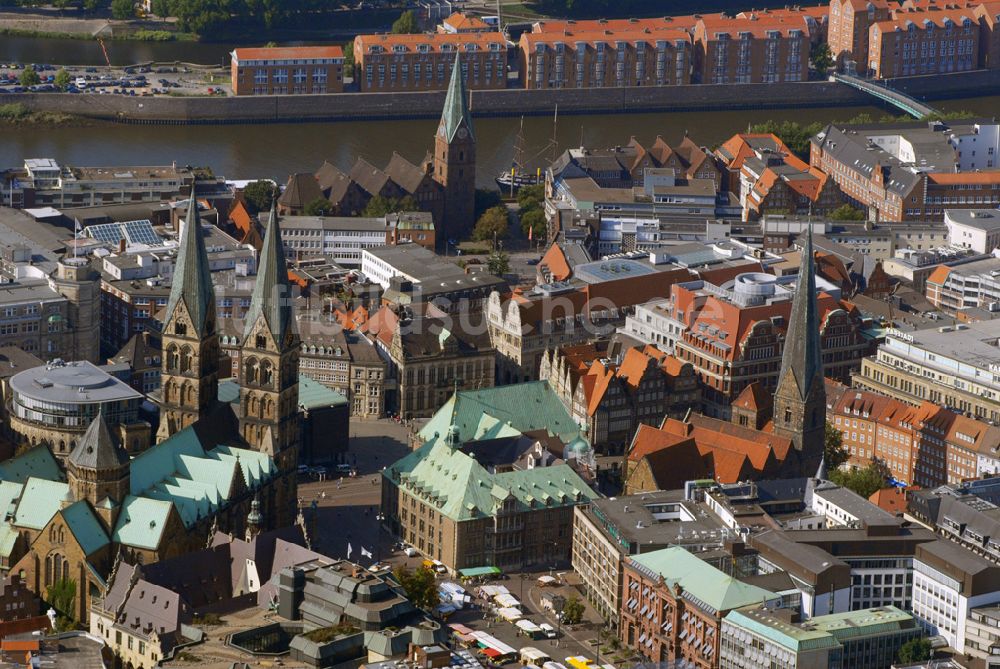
[279,173,324,209]
[350,157,394,198]
[233,46,344,61]
[926,265,952,286]
[384,152,430,195]
[734,381,771,412]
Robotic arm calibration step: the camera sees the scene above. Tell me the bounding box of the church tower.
[772,229,827,473]
[239,199,300,525]
[67,413,130,532]
[432,52,476,244]
[157,185,220,442]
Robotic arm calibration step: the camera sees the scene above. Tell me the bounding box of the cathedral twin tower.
[157,191,301,521]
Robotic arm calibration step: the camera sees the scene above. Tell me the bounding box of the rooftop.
[586,489,728,551]
[884,319,1000,370]
[629,546,779,614]
[9,359,143,404]
[945,208,1000,232]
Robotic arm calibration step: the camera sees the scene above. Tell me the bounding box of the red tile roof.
[233,46,344,61]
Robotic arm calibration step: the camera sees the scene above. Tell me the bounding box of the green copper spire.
[777,228,824,401]
[165,181,216,336]
[440,51,474,143]
[244,195,293,343]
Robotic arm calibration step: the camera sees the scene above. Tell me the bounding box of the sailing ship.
[495,106,559,194]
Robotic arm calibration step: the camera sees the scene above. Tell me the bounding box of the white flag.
[361,547,373,559]
[346,542,353,559]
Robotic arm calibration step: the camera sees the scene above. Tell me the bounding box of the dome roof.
[564,436,591,460]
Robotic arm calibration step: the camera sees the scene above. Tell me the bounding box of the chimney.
[119,238,126,253]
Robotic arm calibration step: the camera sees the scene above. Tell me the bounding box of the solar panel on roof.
[84,220,161,247]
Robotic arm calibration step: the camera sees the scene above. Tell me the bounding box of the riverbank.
[0,27,195,42]
[0,103,96,128]
[3,69,997,126]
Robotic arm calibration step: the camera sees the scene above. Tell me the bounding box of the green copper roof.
[244,200,294,343]
[386,439,596,523]
[630,547,778,614]
[13,478,69,530]
[0,524,18,560]
[418,381,583,447]
[807,605,915,642]
[0,446,62,485]
[724,609,839,653]
[299,374,348,409]
[112,495,174,550]
[439,52,474,143]
[165,186,216,336]
[62,500,110,557]
[128,423,276,532]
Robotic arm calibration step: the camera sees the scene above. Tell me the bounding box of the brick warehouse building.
[230,46,345,96]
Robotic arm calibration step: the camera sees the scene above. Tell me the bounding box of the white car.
[403,546,419,557]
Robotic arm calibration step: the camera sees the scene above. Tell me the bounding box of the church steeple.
[439,51,474,144]
[243,197,293,346]
[157,182,221,442]
[772,229,827,471]
[238,197,300,527]
[432,52,476,244]
[166,184,216,338]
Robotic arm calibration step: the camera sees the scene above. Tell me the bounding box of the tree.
[473,206,509,243]
[242,180,276,214]
[82,0,102,12]
[46,578,76,621]
[897,638,932,664]
[304,197,334,216]
[487,251,510,276]
[811,42,834,73]
[343,41,354,78]
[520,209,547,239]
[562,596,585,625]
[748,120,824,160]
[516,183,544,209]
[362,195,420,218]
[54,69,72,92]
[829,204,866,221]
[391,10,419,34]
[149,0,171,18]
[19,68,40,87]
[829,461,889,499]
[392,566,438,610]
[824,422,850,471]
[111,0,135,20]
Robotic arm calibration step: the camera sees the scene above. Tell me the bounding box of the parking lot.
[0,61,230,97]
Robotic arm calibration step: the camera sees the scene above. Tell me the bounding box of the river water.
[4,95,999,187]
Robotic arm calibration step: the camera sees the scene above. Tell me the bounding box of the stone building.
[368,307,494,419]
[382,383,596,571]
[619,547,781,666]
[540,342,700,454]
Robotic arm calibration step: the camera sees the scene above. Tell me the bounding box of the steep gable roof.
[439,52,474,143]
[278,173,324,210]
[164,188,216,336]
[244,201,294,343]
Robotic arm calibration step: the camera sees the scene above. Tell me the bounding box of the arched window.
[249,394,259,415]
[175,321,187,336]
[261,360,274,386]
[265,398,274,419]
[179,345,193,374]
[166,344,179,372]
[244,358,258,384]
[44,556,51,587]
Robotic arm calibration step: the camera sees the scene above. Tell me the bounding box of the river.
[3,94,998,188]
[0,35,317,67]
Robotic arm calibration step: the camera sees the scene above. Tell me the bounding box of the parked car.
[403,546,419,557]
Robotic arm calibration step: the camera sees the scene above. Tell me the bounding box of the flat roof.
[888,319,1000,370]
[10,360,143,404]
[587,489,727,548]
[945,208,1000,232]
[813,484,901,527]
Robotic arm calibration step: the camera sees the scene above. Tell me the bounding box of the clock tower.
[432,52,476,245]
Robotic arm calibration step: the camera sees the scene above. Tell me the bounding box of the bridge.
[832,74,940,118]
